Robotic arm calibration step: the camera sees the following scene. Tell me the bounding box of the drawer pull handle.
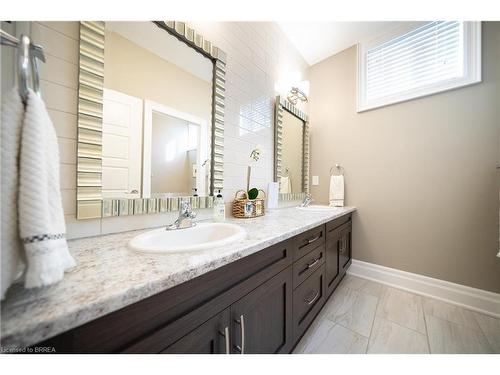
[234,315,245,354]
[306,257,320,269]
[219,326,230,354]
[305,291,320,305]
[307,234,321,244]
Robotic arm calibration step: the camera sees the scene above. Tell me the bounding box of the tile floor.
[293,274,500,354]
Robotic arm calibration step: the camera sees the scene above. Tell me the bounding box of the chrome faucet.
[167,200,197,230]
[299,193,314,207]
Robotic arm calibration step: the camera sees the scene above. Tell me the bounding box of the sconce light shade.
[287,80,309,105]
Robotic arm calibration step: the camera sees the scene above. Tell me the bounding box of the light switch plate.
[312,175,319,185]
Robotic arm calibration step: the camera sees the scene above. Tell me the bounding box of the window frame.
[356,21,482,112]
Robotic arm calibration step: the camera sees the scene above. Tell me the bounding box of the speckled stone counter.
[0,206,355,348]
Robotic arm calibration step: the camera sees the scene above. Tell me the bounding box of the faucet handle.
[180,199,191,212]
[180,199,196,219]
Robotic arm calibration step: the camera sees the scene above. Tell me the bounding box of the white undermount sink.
[296,205,340,212]
[129,222,246,254]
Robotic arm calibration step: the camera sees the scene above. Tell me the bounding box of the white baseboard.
[348,259,500,319]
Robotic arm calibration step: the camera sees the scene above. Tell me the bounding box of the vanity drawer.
[292,264,326,342]
[326,213,351,233]
[293,225,325,261]
[292,243,325,289]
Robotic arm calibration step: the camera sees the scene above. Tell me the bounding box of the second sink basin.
[129,222,246,254]
[296,205,340,212]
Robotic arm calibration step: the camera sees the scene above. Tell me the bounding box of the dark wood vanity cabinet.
[38,214,352,354]
[161,308,231,354]
[338,221,352,274]
[325,215,352,296]
[230,267,293,354]
[292,265,326,341]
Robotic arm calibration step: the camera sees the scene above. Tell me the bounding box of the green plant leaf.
[248,188,259,200]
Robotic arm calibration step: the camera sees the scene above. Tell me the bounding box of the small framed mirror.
[274,96,310,201]
[76,21,226,219]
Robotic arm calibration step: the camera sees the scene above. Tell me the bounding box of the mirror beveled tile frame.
[274,95,310,201]
[76,21,226,219]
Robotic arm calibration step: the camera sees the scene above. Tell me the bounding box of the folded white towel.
[280,176,291,194]
[329,175,344,207]
[1,89,26,300]
[18,90,75,289]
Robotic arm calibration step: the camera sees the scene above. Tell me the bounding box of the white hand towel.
[18,90,75,289]
[280,176,292,194]
[329,175,345,207]
[1,89,26,300]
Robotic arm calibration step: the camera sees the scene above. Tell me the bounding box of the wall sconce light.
[287,80,309,105]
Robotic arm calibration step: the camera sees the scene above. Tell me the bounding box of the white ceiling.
[278,22,406,65]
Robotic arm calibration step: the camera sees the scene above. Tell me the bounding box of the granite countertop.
[0,206,356,348]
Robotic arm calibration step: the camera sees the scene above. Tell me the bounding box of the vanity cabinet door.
[325,219,352,296]
[230,267,293,354]
[338,221,352,273]
[161,308,231,354]
[325,228,340,297]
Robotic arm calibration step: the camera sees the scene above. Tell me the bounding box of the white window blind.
[357,21,481,112]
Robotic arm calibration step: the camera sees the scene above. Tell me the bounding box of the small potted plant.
[232,147,266,218]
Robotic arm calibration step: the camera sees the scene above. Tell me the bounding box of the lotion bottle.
[213,190,225,221]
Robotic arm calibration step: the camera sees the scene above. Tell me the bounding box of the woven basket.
[232,189,266,218]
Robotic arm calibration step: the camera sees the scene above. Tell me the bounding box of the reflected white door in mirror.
[102,89,143,199]
[142,100,209,198]
[75,21,227,219]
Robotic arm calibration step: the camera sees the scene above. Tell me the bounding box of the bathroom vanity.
[0,21,354,354]
[0,207,354,353]
[37,211,352,353]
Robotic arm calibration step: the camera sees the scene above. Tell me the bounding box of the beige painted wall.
[309,22,500,293]
[281,110,304,193]
[104,31,212,123]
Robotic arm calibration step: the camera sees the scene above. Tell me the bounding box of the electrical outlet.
[312,175,319,185]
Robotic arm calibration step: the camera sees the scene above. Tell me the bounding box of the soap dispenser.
[213,189,225,222]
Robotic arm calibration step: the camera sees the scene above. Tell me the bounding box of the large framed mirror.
[274,96,309,201]
[76,21,226,219]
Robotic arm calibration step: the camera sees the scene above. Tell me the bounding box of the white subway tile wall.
[31,21,308,239]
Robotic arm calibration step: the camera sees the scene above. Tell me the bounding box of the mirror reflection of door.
[280,110,304,194]
[102,89,143,199]
[100,21,213,200]
[150,113,200,196]
[142,100,208,198]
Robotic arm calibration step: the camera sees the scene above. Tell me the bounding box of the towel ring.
[0,29,45,105]
[330,163,344,176]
